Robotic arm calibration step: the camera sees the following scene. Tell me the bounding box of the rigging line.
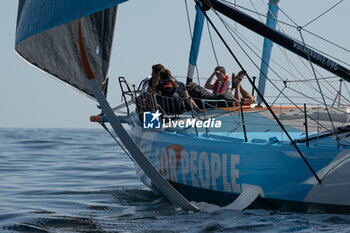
[220,0,297,29]
[215,11,334,130]
[286,86,348,113]
[284,89,342,131]
[229,0,350,63]
[302,0,344,28]
[271,86,286,107]
[317,72,350,105]
[287,59,350,106]
[282,49,313,106]
[274,22,313,105]
[271,8,345,98]
[279,5,350,66]
[300,40,350,68]
[297,30,341,96]
[345,82,350,97]
[302,29,350,59]
[275,21,347,104]
[184,0,201,85]
[232,24,322,98]
[286,81,349,109]
[229,12,315,105]
[296,53,341,100]
[249,0,263,22]
[310,58,350,104]
[199,0,321,184]
[99,122,134,162]
[254,0,306,94]
[298,29,340,143]
[211,1,348,117]
[262,0,318,92]
[270,76,340,82]
[278,7,299,27]
[206,20,219,66]
[233,28,295,78]
[219,6,321,97]
[273,23,315,105]
[222,17,315,99]
[229,0,347,67]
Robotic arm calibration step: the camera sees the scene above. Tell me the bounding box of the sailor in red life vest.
[204,66,232,95]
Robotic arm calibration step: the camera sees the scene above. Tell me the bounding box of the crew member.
[204,66,232,95]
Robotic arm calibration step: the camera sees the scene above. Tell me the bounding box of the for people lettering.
[156,144,241,193]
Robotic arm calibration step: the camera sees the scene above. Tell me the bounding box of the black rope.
[99,122,134,162]
[198,0,321,184]
[302,0,344,28]
[184,0,201,85]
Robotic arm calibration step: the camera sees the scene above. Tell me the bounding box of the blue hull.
[128,110,350,209]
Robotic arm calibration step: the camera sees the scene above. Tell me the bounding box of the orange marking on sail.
[78,16,95,80]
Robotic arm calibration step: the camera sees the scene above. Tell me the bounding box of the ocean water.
[1,128,350,233]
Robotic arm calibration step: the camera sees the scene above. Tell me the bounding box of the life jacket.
[158,77,176,97]
[157,79,186,115]
[212,75,229,95]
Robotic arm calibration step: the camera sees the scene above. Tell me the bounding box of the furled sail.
[15,0,127,100]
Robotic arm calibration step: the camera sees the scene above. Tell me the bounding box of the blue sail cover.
[15,0,127,99]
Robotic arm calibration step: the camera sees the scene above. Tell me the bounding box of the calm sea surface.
[1,128,350,232]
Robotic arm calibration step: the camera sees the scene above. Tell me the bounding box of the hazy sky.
[1,0,349,128]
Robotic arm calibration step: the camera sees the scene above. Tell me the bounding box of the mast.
[257,0,280,103]
[203,0,350,82]
[186,3,208,84]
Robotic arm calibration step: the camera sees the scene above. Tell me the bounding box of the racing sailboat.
[15,0,350,212]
